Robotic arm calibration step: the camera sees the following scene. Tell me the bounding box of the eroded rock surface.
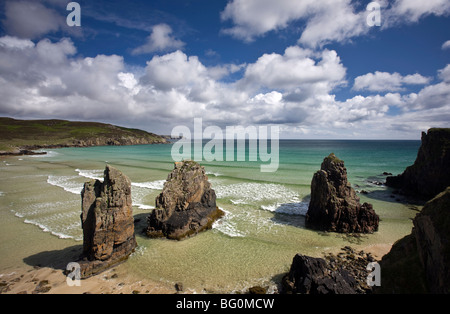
[146,161,224,240]
[306,153,379,233]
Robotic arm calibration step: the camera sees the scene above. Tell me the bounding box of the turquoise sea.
[0,140,422,292]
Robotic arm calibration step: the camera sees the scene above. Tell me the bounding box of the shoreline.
[0,263,176,294]
[0,243,392,294]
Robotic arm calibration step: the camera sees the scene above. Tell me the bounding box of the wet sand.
[0,243,392,294]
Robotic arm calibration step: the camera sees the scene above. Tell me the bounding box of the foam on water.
[215,182,299,204]
[49,169,165,210]
[260,197,309,216]
[132,180,165,190]
[206,171,222,177]
[28,150,59,158]
[75,169,104,181]
[13,198,82,240]
[212,208,246,238]
[131,180,165,210]
[47,175,83,195]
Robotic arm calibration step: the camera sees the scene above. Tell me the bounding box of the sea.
[0,139,422,293]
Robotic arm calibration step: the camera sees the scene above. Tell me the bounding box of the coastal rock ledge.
[79,165,137,278]
[146,160,224,240]
[306,153,379,233]
[386,128,450,199]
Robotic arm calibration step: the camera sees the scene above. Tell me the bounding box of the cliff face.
[0,117,166,154]
[79,165,137,278]
[146,161,224,240]
[386,128,450,199]
[306,154,379,233]
[377,187,450,293]
[413,187,450,293]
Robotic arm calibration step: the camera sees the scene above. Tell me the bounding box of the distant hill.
[0,117,166,155]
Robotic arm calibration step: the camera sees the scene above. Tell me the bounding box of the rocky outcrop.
[306,153,379,233]
[79,165,137,278]
[146,160,224,240]
[386,128,450,199]
[413,187,450,293]
[377,187,450,293]
[282,247,377,294]
[282,254,356,294]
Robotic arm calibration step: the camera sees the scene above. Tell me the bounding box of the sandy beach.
[0,243,392,294]
[0,263,175,294]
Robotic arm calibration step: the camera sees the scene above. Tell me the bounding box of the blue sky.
[0,0,449,139]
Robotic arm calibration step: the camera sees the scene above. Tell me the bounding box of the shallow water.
[0,140,421,292]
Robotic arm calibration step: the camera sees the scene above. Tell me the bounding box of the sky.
[0,0,449,139]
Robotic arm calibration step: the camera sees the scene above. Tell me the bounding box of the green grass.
[0,117,166,152]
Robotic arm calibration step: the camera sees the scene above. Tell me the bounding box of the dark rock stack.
[79,165,137,278]
[306,153,379,233]
[281,247,376,294]
[386,128,450,199]
[377,187,450,293]
[146,160,224,240]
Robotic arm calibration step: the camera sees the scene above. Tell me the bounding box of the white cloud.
[353,71,431,92]
[221,0,450,48]
[131,24,185,55]
[438,64,450,82]
[442,40,450,50]
[221,0,366,47]
[1,0,79,39]
[0,35,448,139]
[240,46,346,92]
[385,0,450,26]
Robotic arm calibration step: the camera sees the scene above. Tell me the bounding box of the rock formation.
[282,247,377,294]
[282,254,356,294]
[146,161,224,240]
[79,165,137,278]
[377,187,450,293]
[306,153,379,233]
[386,128,450,199]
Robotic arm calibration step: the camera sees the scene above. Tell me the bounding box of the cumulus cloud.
[131,24,185,55]
[385,0,450,26]
[353,71,431,92]
[442,40,450,50]
[220,0,367,47]
[1,0,79,39]
[221,0,450,47]
[239,46,347,92]
[0,35,448,139]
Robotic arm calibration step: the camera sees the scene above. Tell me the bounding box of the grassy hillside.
[0,117,166,153]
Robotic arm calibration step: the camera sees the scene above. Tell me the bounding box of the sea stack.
[79,165,137,278]
[146,160,224,240]
[306,153,379,233]
[386,128,450,199]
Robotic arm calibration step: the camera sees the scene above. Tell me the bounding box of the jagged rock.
[79,165,137,278]
[386,128,450,199]
[413,187,450,293]
[306,153,379,233]
[377,187,450,293]
[146,161,224,240]
[282,254,357,294]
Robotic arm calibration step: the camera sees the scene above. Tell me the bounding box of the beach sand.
[0,263,176,294]
[0,243,392,294]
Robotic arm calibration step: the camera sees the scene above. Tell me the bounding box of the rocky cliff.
[79,165,137,278]
[306,153,379,233]
[146,161,224,240]
[377,187,450,293]
[0,117,166,155]
[386,128,450,199]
